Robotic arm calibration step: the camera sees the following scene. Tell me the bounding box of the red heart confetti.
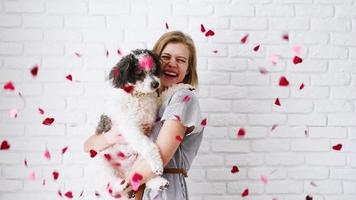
[332,144,342,151]
[9,108,18,118]
[117,49,122,56]
[200,24,206,33]
[176,135,183,142]
[240,34,249,44]
[279,76,289,86]
[104,153,112,161]
[31,65,39,77]
[42,117,54,125]
[237,128,246,138]
[231,165,239,173]
[24,159,28,167]
[123,84,134,93]
[38,108,45,115]
[61,146,68,155]
[95,191,100,197]
[299,83,305,90]
[174,115,181,121]
[182,95,191,103]
[74,52,81,57]
[259,67,268,74]
[165,22,169,30]
[275,98,281,106]
[52,171,59,180]
[44,149,51,160]
[89,149,97,158]
[64,191,73,198]
[200,118,207,127]
[131,172,143,191]
[66,74,73,81]
[117,151,126,159]
[253,44,260,52]
[241,188,249,197]
[306,195,313,200]
[3,81,15,91]
[0,140,10,150]
[282,33,289,41]
[205,30,215,37]
[28,171,36,181]
[58,189,63,197]
[293,56,303,64]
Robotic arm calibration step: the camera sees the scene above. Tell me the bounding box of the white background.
[0,0,356,200]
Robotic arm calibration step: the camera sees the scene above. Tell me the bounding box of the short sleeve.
[161,89,203,135]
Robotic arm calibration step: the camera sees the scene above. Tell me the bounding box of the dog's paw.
[146,176,169,192]
[150,162,163,175]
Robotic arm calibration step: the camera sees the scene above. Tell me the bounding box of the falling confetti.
[74,52,81,57]
[306,195,313,200]
[271,124,278,131]
[332,144,342,151]
[0,140,10,150]
[213,50,218,54]
[30,65,39,77]
[58,189,63,197]
[113,67,119,78]
[282,33,289,41]
[231,165,239,173]
[253,44,260,52]
[174,115,181,121]
[259,67,268,74]
[44,149,51,160]
[165,22,169,30]
[3,81,15,91]
[293,56,303,64]
[104,153,112,161]
[24,159,28,167]
[241,188,249,197]
[279,76,289,86]
[38,108,45,115]
[123,84,134,93]
[240,34,249,44]
[200,118,207,127]
[131,173,143,191]
[28,171,36,181]
[9,108,18,118]
[42,117,55,126]
[260,175,268,184]
[205,30,215,37]
[106,50,109,58]
[117,49,122,56]
[275,98,281,106]
[270,54,280,65]
[64,191,73,198]
[52,171,59,180]
[117,151,126,159]
[292,45,302,56]
[299,83,305,90]
[61,146,68,155]
[310,181,318,187]
[237,128,246,138]
[66,74,73,81]
[182,95,191,103]
[200,24,206,33]
[89,149,98,158]
[175,135,183,142]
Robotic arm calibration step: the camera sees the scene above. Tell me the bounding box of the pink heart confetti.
[104,153,112,161]
[3,81,15,91]
[293,56,303,64]
[271,124,278,131]
[182,95,191,103]
[28,171,36,181]
[269,54,279,65]
[292,45,302,56]
[52,171,59,180]
[139,56,154,71]
[38,108,45,115]
[117,151,126,159]
[260,175,268,184]
[44,149,51,160]
[299,83,305,90]
[240,34,249,44]
[66,74,73,81]
[131,173,143,191]
[64,191,73,198]
[259,67,268,74]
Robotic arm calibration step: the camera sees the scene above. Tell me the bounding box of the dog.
[90,49,169,199]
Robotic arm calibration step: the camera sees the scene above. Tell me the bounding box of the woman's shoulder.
[160,83,196,104]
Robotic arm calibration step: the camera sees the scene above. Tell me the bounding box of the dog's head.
[109,49,161,94]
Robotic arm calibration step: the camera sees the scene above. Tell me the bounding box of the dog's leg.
[96,114,112,135]
[146,176,169,192]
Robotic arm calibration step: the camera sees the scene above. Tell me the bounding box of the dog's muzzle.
[151,81,159,89]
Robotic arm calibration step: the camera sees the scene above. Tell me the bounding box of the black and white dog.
[90,49,169,199]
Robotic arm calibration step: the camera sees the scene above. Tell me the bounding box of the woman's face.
[159,42,190,89]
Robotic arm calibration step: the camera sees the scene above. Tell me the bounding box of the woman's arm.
[83,129,126,152]
[126,119,187,186]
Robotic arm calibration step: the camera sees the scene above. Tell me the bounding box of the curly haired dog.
[91,49,169,199]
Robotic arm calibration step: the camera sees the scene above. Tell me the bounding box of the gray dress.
[142,88,204,200]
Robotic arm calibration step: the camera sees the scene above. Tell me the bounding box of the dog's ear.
[109,54,137,88]
[146,50,161,76]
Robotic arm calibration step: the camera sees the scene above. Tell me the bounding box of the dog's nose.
[151,81,159,89]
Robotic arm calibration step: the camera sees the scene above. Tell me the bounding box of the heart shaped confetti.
[176,135,183,142]
[260,175,268,184]
[104,153,112,161]
[237,128,246,138]
[282,33,289,41]
[3,81,15,91]
[0,140,10,150]
[306,195,313,200]
[205,30,215,37]
[61,146,68,155]
[174,115,181,121]
[299,83,305,90]
[240,34,249,44]
[28,171,36,181]
[253,44,260,52]
[64,191,73,198]
[293,56,303,64]
[231,165,239,173]
[241,188,249,197]
[117,49,122,56]
[38,108,45,115]
[182,95,191,103]
[275,98,281,106]
[279,76,289,86]
[66,74,73,81]
[89,149,97,158]
[9,108,18,118]
[200,118,207,127]
[123,84,134,94]
[52,171,59,180]
[259,67,268,74]
[42,117,54,126]
[332,144,342,151]
[44,149,51,160]
[200,24,206,33]
[131,173,143,191]
[31,65,39,77]
[74,52,81,57]
[165,22,169,30]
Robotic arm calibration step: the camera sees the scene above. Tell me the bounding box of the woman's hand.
[83,129,126,152]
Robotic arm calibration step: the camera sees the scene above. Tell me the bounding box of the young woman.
[84,31,204,200]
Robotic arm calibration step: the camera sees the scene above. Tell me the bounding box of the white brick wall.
[1,0,356,199]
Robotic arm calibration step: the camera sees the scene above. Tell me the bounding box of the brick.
[265,153,304,166]
[10,83,43,97]
[8,138,46,151]
[296,5,333,17]
[43,166,83,179]
[209,113,246,126]
[134,3,171,17]
[0,69,23,81]
[331,33,356,46]
[5,0,44,13]
[212,140,250,153]
[233,100,271,113]
[25,97,66,110]
[291,31,329,45]
[43,82,84,97]
[210,86,247,99]
[270,18,309,30]
[256,5,294,17]
[248,114,287,126]
[107,16,146,30]
[0,193,63,200]
[215,5,254,17]
[0,152,23,164]
[329,60,356,72]
[316,100,353,113]
[228,126,267,139]
[2,166,42,179]
[267,45,307,59]
[193,155,224,167]
[207,167,247,180]
[306,153,346,166]
[0,180,22,191]
[208,58,247,72]
[23,15,63,28]
[197,43,228,57]
[44,30,81,42]
[269,126,306,138]
[335,5,356,18]
[149,16,188,30]
[227,181,264,194]
[186,168,205,181]
[89,0,129,15]
[329,114,356,126]
[252,139,290,152]
[273,100,313,113]
[309,127,347,138]
[25,124,66,136]
[305,180,342,194]
[289,166,329,179]
[291,87,329,99]
[231,17,268,30]
[248,86,289,99]
[274,0,312,3]
[198,140,210,153]
[200,99,231,112]
[189,182,226,194]
[203,126,228,139]
[331,87,356,99]
[310,46,348,59]
[344,182,356,194]
[313,73,351,86]
[174,4,214,16]
[24,180,60,191]
[0,123,25,136]
[24,43,63,56]
[266,180,303,194]
[42,56,82,69]
[2,29,42,41]
[312,19,351,31]
[248,167,287,179]
[225,153,264,166]
[230,44,266,58]
[3,56,41,69]
[231,72,269,85]
[315,0,353,3]
[0,42,22,55]
[190,17,229,30]
[199,71,230,85]
[0,15,22,27]
[64,16,105,28]
[46,0,87,14]
[291,139,330,151]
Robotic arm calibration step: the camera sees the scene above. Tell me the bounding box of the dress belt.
[134,168,188,200]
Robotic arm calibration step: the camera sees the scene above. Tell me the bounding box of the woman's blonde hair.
[152,31,198,87]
